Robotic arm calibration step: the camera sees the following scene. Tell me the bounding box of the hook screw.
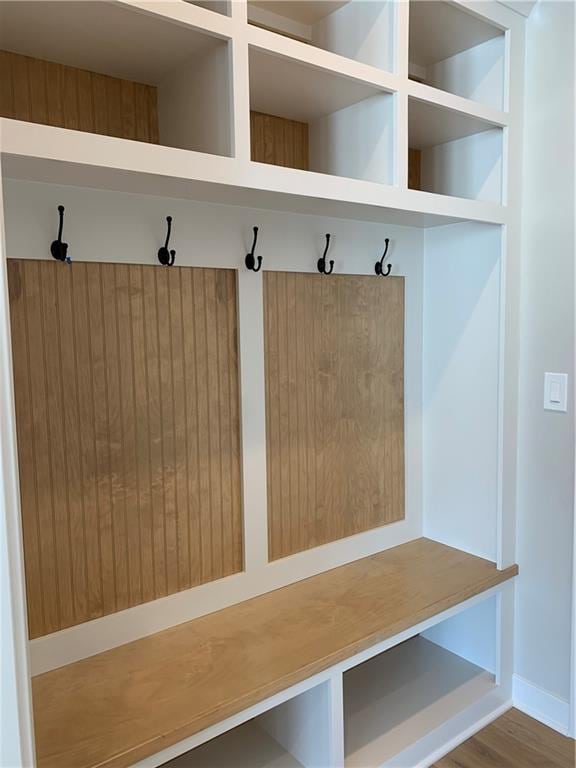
[50,205,71,264]
[317,234,334,275]
[158,216,176,266]
[375,238,392,276]
[245,226,263,272]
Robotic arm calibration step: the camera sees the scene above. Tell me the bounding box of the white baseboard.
[513,675,571,735]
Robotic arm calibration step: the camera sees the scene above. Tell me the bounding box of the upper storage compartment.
[249,47,395,184]
[408,97,504,203]
[248,1,394,73]
[0,1,232,156]
[185,0,231,15]
[409,1,506,110]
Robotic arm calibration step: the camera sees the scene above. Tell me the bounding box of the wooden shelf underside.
[33,538,517,768]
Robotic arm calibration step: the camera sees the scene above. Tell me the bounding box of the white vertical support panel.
[259,676,344,768]
[309,93,394,185]
[422,594,498,674]
[496,580,514,695]
[236,267,268,570]
[422,221,502,562]
[230,1,251,162]
[462,0,526,575]
[158,41,233,156]
[0,128,36,767]
[395,0,409,187]
[312,1,395,72]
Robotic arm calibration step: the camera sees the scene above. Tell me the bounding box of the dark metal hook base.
[51,205,71,264]
[318,233,334,274]
[375,238,391,276]
[246,226,263,272]
[158,216,175,266]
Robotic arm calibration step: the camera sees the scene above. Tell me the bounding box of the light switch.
[544,372,568,412]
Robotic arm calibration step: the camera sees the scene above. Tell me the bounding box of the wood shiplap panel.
[7,260,242,638]
[408,147,422,190]
[250,111,309,170]
[0,50,159,143]
[264,272,405,561]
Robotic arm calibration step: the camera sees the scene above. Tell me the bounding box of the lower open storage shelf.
[344,636,496,767]
[163,720,303,768]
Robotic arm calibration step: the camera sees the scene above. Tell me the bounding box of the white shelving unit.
[0,1,527,766]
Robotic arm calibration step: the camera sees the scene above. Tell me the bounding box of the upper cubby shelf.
[409,0,506,111]
[247,0,394,73]
[408,96,504,203]
[0,1,232,157]
[186,0,230,16]
[249,46,394,184]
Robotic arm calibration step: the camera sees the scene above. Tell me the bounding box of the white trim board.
[512,675,571,736]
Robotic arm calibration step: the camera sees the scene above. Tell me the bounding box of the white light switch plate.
[544,372,568,412]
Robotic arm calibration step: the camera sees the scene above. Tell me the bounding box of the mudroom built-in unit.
[0,1,526,767]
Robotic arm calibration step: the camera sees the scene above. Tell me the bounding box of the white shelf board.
[409,96,503,149]
[164,720,303,768]
[409,1,503,68]
[250,1,349,26]
[343,636,496,768]
[0,0,228,84]
[0,119,507,228]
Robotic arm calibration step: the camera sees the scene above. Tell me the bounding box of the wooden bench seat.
[32,538,518,768]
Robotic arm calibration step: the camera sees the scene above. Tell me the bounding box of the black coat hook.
[375,238,392,276]
[317,234,334,275]
[245,226,262,272]
[50,205,71,264]
[158,216,176,266]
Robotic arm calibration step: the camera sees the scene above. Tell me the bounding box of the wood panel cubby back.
[0,50,159,143]
[264,272,405,561]
[8,260,242,638]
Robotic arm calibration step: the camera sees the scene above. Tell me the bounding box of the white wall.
[514,0,575,735]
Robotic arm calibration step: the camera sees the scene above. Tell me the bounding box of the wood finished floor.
[435,709,575,768]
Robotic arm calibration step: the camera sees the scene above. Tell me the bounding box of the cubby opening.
[248,1,394,72]
[409,1,506,110]
[344,597,497,767]
[162,681,333,768]
[408,97,503,202]
[249,47,394,184]
[0,1,232,156]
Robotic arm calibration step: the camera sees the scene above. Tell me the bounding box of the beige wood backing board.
[250,111,309,170]
[0,50,159,143]
[264,272,405,561]
[409,148,422,191]
[7,259,243,639]
[32,538,518,768]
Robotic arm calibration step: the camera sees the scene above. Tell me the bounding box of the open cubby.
[409,1,506,110]
[0,1,232,156]
[248,1,394,72]
[162,681,333,768]
[344,597,498,767]
[249,47,394,183]
[408,97,503,202]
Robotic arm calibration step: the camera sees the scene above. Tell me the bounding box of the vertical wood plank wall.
[264,272,405,561]
[0,50,159,143]
[7,260,243,638]
[250,111,310,170]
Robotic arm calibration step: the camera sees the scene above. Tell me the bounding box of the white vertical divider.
[230,1,251,162]
[236,268,268,571]
[258,674,345,768]
[394,0,409,188]
[0,132,36,767]
[495,580,514,694]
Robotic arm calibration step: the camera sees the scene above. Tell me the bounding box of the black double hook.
[375,238,392,276]
[50,205,71,264]
[158,216,176,266]
[317,234,334,275]
[245,226,262,272]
